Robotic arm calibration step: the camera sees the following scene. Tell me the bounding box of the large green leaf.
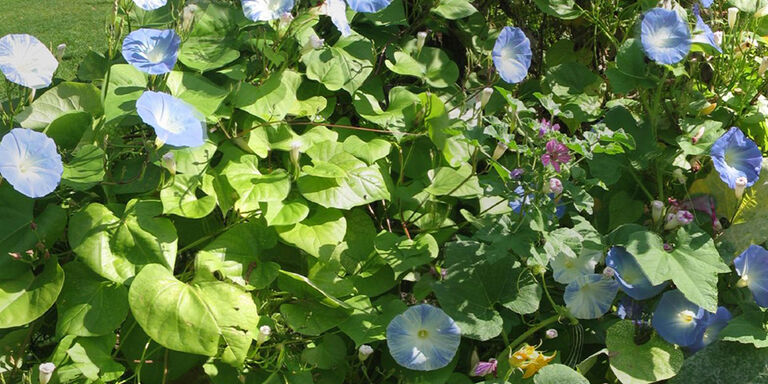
[166,71,229,118]
[533,0,581,20]
[68,200,178,284]
[303,34,374,95]
[56,262,128,337]
[606,320,684,384]
[669,341,768,383]
[160,174,217,218]
[433,240,541,340]
[223,155,291,212]
[231,70,318,121]
[178,37,240,72]
[385,47,459,88]
[16,82,103,129]
[621,226,729,312]
[103,64,147,126]
[128,264,260,362]
[0,258,64,329]
[276,207,347,258]
[534,364,589,384]
[280,301,351,336]
[0,184,34,257]
[374,232,438,276]
[720,307,768,348]
[338,296,407,346]
[65,335,125,381]
[62,144,105,191]
[431,0,478,19]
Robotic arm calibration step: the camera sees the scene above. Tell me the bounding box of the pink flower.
[538,118,560,137]
[472,358,498,377]
[541,140,571,172]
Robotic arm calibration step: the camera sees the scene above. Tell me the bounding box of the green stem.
[506,314,560,351]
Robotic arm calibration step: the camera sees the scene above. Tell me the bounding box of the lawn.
[0,0,112,80]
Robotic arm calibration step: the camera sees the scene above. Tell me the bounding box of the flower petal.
[692,14,722,53]
[345,0,391,13]
[322,0,352,36]
[734,245,768,307]
[551,247,601,284]
[122,29,181,75]
[0,128,63,198]
[652,290,706,347]
[640,8,691,65]
[136,91,206,148]
[606,246,668,300]
[688,307,731,352]
[242,0,295,21]
[0,34,58,89]
[133,0,167,11]
[386,304,460,371]
[710,127,763,189]
[492,27,532,84]
[564,274,618,319]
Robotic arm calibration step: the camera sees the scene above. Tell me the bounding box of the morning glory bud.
[664,213,679,230]
[309,35,325,50]
[602,266,616,279]
[545,329,558,339]
[257,325,271,345]
[676,210,694,226]
[691,126,706,144]
[181,4,199,33]
[548,178,563,196]
[728,7,739,29]
[713,31,723,46]
[509,168,524,180]
[39,362,55,384]
[290,140,302,169]
[358,344,374,361]
[735,176,748,199]
[760,57,768,76]
[416,31,427,51]
[280,12,294,26]
[480,87,493,108]
[55,43,66,61]
[651,200,664,223]
[161,152,176,175]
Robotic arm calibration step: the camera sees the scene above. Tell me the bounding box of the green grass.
[1,0,113,80]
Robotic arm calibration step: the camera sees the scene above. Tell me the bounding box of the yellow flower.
[508,344,556,379]
[521,351,556,378]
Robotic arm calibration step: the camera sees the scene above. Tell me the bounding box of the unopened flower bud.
[480,87,493,109]
[735,176,748,199]
[162,152,176,175]
[664,213,679,230]
[603,266,616,278]
[492,141,507,160]
[416,31,427,51]
[663,243,673,252]
[548,178,563,195]
[728,7,739,29]
[760,57,768,76]
[509,168,524,180]
[257,325,271,345]
[675,210,694,226]
[713,219,723,232]
[545,329,558,339]
[290,140,302,171]
[713,31,723,46]
[55,44,66,61]
[651,200,664,223]
[309,35,324,49]
[39,362,55,384]
[358,345,373,361]
[181,4,199,33]
[692,126,706,144]
[471,358,498,377]
[280,12,294,26]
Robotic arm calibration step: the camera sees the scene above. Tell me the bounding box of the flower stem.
[506,314,560,351]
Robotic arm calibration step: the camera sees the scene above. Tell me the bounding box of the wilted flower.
[39,362,55,384]
[242,0,295,21]
[122,29,181,75]
[663,243,674,252]
[386,304,461,371]
[136,91,206,148]
[133,0,166,10]
[564,274,619,319]
[692,5,722,53]
[710,127,763,189]
[691,126,706,144]
[545,329,558,339]
[471,358,497,377]
[0,34,58,89]
[734,245,768,307]
[321,0,352,36]
[688,307,731,352]
[509,345,556,379]
[541,139,571,172]
[346,0,392,12]
[0,129,63,198]
[358,344,373,361]
[492,27,532,84]
[640,8,691,65]
[606,247,668,300]
[652,290,709,347]
[728,7,739,29]
[257,325,271,345]
[308,35,325,50]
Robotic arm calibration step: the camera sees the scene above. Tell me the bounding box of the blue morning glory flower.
[710,127,763,189]
[652,290,708,347]
[386,304,461,371]
[323,0,352,36]
[492,27,532,84]
[692,6,722,53]
[688,307,731,352]
[346,0,391,13]
[0,34,58,89]
[550,246,601,284]
[606,246,668,300]
[734,245,768,307]
[700,0,713,8]
[640,8,692,65]
[509,186,565,218]
[564,274,619,319]
[133,0,167,11]
[122,29,181,75]
[242,0,295,21]
[0,128,63,198]
[136,91,206,148]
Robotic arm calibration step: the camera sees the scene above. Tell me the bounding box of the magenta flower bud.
[676,210,694,225]
[471,358,497,377]
[663,243,673,252]
[548,178,563,195]
[545,329,558,339]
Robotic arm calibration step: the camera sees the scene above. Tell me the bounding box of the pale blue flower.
[133,0,167,11]
[122,29,180,75]
[640,8,691,65]
[734,245,768,307]
[701,0,713,8]
[0,128,62,198]
[492,27,532,84]
[346,0,391,13]
[136,91,206,148]
[242,0,295,22]
[606,246,668,300]
[0,34,58,89]
[692,6,722,53]
[688,307,731,352]
[550,246,602,284]
[710,127,763,189]
[564,274,618,319]
[323,0,352,36]
[386,304,461,371]
[652,290,707,347]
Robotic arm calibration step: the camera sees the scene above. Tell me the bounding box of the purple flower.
[541,140,571,172]
[538,118,560,137]
[472,358,498,377]
[510,168,524,179]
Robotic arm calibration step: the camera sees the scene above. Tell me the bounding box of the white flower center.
[679,310,696,323]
